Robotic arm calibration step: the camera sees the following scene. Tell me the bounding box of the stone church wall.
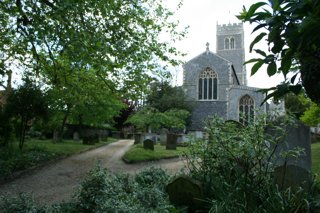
[188,101,227,131]
[227,86,266,121]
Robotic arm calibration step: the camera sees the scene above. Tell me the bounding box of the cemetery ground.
[0,139,185,206]
[122,143,188,163]
[0,138,117,181]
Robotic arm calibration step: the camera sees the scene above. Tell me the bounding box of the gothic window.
[230,37,235,49]
[239,95,254,125]
[198,68,218,100]
[224,38,230,49]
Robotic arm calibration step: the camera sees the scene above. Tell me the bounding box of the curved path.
[0,140,186,205]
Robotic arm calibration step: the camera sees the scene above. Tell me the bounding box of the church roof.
[183,42,232,68]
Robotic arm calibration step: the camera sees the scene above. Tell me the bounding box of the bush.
[72,165,175,212]
[185,115,319,212]
[0,193,44,213]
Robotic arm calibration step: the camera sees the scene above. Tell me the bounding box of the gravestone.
[143,133,157,144]
[73,131,80,141]
[134,133,142,144]
[166,175,205,211]
[267,118,312,189]
[143,139,154,151]
[160,128,169,145]
[166,133,177,150]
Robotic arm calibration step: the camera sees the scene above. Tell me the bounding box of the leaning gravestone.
[143,139,154,151]
[166,175,205,211]
[266,118,311,189]
[166,133,177,150]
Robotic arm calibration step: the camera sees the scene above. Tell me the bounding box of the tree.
[6,79,48,150]
[126,107,190,132]
[145,80,192,113]
[0,0,185,94]
[238,0,320,104]
[284,92,309,118]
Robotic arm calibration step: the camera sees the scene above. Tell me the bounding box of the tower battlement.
[217,23,243,35]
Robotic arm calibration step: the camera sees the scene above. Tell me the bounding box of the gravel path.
[0,140,186,205]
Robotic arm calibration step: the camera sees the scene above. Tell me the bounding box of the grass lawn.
[24,137,117,156]
[312,142,320,182]
[122,144,188,163]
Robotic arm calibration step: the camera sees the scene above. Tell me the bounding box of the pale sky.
[166,0,284,89]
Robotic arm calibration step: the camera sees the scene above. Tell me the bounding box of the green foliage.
[185,115,318,212]
[0,166,176,212]
[146,80,192,113]
[126,107,190,132]
[6,79,48,150]
[72,165,175,212]
[122,144,188,163]
[0,193,44,213]
[301,101,320,126]
[238,0,320,104]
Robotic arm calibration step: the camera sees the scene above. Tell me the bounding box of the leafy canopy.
[238,0,320,104]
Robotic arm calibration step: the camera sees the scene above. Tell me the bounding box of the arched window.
[198,68,218,100]
[230,37,235,49]
[239,95,254,125]
[225,38,230,49]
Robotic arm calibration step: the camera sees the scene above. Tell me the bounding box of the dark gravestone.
[274,165,311,190]
[266,118,312,189]
[166,133,177,150]
[134,133,142,144]
[166,175,205,210]
[83,134,99,145]
[143,139,154,151]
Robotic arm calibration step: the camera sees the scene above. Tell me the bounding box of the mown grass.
[122,144,188,163]
[311,141,320,182]
[0,137,117,179]
[24,138,116,156]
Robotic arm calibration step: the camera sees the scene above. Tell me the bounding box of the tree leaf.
[249,32,267,52]
[247,2,268,18]
[251,60,264,76]
[243,58,262,65]
[267,61,277,76]
[254,49,267,57]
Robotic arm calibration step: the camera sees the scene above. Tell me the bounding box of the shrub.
[0,193,44,213]
[185,114,319,212]
[72,165,175,212]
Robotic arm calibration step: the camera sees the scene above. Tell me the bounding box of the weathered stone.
[166,175,204,210]
[134,133,142,144]
[166,133,177,150]
[73,131,80,141]
[274,165,311,190]
[267,118,312,189]
[143,133,157,144]
[82,134,99,145]
[143,139,154,151]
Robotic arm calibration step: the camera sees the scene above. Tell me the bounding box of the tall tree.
[145,80,192,113]
[0,0,185,91]
[238,0,320,104]
[6,79,48,150]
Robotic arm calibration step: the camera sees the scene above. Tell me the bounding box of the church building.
[183,23,266,131]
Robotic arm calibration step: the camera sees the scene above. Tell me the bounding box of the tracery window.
[225,38,230,49]
[198,68,218,100]
[239,95,254,125]
[230,37,235,49]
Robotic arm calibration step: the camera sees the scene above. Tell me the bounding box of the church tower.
[216,23,247,85]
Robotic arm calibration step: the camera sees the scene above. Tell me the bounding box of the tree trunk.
[19,117,27,150]
[56,108,70,142]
